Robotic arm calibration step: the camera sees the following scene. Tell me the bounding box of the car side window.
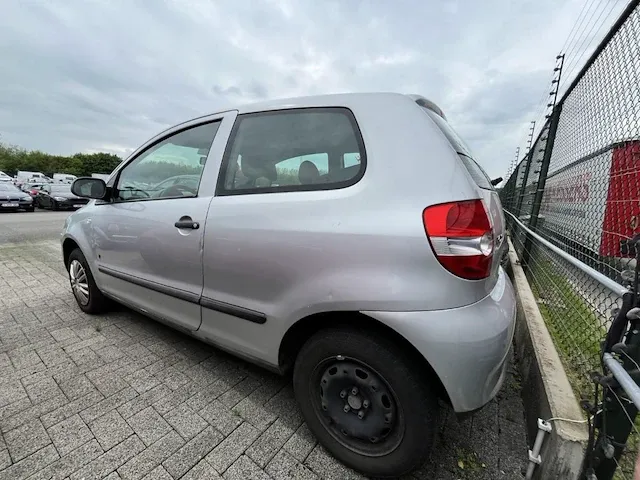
[218,108,365,194]
[116,121,221,201]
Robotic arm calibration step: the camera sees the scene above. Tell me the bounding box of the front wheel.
[67,248,108,313]
[293,327,439,478]
[51,200,59,211]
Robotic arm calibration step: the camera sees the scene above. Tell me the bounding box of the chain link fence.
[499,2,640,478]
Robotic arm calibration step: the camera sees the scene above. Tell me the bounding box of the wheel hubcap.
[313,358,403,456]
[69,260,90,306]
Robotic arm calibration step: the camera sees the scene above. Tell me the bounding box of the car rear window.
[422,108,493,190]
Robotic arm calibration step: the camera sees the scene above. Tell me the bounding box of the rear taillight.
[422,199,494,280]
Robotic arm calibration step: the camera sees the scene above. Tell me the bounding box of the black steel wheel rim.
[310,356,405,457]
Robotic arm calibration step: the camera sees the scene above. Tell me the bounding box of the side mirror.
[71,177,108,199]
[491,177,503,186]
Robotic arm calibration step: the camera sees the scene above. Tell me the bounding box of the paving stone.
[206,422,260,473]
[140,465,173,480]
[218,376,263,408]
[36,345,72,368]
[223,455,272,480]
[181,458,223,480]
[0,380,28,408]
[127,406,172,447]
[69,434,145,480]
[0,354,10,369]
[8,348,42,370]
[156,367,190,391]
[162,426,224,479]
[94,345,125,363]
[48,414,93,456]
[0,444,59,480]
[184,362,219,386]
[79,387,138,424]
[125,370,161,395]
[89,409,134,451]
[86,368,129,397]
[263,386,304,430]
[152,384,199,415]
[57,375,96,401]
[0,449,10,471]
[304,445,366,480]
[266,450,318,480]
[28,439,104,480]
[117,430,184,480]
[24,377,65,405]
[0,397,32,425]
[41,389,104,428]
[117,384,172,420]
[246,419,296,468]
[4,419,51,462]
[283,423,317,463]
[165,403,208,440]
[49,328,79,343]
[199,400,244,436]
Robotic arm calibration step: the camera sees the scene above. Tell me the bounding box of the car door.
[89,112,236,331]
[199,107,367,365]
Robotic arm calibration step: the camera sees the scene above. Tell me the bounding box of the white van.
[53,173,77,184]
[17,171,51,184]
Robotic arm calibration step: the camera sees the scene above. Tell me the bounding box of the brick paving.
[0,239,528,479]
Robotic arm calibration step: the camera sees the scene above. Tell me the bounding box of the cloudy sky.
[0,0,626,178]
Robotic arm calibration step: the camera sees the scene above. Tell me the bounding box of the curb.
[505,238,588,479]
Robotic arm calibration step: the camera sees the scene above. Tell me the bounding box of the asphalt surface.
[0,210,71,244]
[0,211,528,480]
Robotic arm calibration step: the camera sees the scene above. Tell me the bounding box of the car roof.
[181,92,443,122]
[234,92,445,117]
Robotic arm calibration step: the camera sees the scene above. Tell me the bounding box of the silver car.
[62,93,516,478]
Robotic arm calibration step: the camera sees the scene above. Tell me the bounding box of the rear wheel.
[293,327,439,478]
[67,248,108,313]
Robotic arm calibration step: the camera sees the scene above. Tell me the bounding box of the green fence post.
[521,104,562,268]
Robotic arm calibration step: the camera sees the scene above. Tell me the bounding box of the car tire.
[293,327,439,478]
[26,206,34,212]
[67,248,109,314]
[51,200,59,211]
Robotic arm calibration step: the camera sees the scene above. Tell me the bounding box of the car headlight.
[54,196,67,201]
[21,196,32,202]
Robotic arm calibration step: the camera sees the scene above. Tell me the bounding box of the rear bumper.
[364,267,516,412]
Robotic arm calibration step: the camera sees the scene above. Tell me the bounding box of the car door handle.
[175,219,200,229]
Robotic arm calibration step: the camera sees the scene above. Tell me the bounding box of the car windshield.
[0,184,20,193]
[50,185,71,193]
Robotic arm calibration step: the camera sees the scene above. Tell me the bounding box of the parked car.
[21,182,46,197]
[35,183,89,210]
[0,183,34,211]
[61,93,515,478]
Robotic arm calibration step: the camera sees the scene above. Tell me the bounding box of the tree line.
[0,142,123,177]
